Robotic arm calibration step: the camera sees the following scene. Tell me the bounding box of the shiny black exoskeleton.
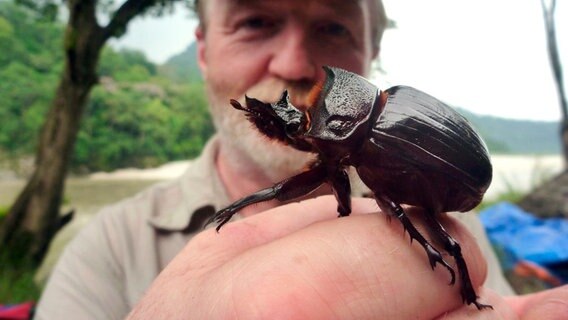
[208,66,493,310]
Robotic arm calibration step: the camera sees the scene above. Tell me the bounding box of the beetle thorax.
[303,66,379,157]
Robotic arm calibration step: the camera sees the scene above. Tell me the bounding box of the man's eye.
[318,22,349,38]
[240,16,275,30]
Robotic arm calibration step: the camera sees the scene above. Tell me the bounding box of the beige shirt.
[35,136,514,320]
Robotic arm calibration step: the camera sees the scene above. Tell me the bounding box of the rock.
[517,169,568,219]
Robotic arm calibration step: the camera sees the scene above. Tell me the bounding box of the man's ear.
[372,45,380,61]
[195,26,207,79]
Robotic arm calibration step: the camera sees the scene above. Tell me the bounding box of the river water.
[0,178,162,215]
[0,154,564,215]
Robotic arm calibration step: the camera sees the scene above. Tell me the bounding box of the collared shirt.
[35,136,514,320]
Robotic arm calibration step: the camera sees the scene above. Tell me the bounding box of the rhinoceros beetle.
[208,66,493,310]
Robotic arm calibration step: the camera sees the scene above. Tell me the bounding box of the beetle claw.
[205,208,237,232]
[424,244,456,285]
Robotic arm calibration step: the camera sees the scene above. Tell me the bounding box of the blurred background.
[0,0,566,314]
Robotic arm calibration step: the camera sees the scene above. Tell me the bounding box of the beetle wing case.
[358,85,492,213]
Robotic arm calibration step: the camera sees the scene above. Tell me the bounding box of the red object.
[513,260,563,287]
[0,302,34,320]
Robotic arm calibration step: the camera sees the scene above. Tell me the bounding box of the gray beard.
[207,82,317,183]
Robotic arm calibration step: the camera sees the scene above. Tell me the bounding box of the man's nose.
[268,25,321,82]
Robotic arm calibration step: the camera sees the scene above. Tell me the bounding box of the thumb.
[507,285,568,320]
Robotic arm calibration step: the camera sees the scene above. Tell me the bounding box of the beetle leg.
[422,213,493,310]
[375,195,456,284]
[328,169,352,217]
[208,164,328,231]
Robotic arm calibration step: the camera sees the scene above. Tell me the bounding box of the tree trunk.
[0,0,104,264]
[0,73,95,263]
[562,118,568,166]
[517,0,568,219]
[517,169,568,219]
[0,0,179,265]
[540,0,568,163]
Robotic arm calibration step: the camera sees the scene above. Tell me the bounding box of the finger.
[206,209,489,319]
[189,196,378,262]
[127,196,378,319]
[435,288,518,320]
[505,285,568,320]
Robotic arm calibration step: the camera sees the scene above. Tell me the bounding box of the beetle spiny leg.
[422,213,492,309]
[375,196,456,285]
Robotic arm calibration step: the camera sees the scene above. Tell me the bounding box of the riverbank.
[0,155,564,214]
[86,154,565,201]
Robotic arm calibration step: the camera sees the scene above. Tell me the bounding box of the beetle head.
[305,66,378,145]
[230,91,311,151]
[270,90,308,137]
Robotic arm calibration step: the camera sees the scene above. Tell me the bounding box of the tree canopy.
[0,1,213,173]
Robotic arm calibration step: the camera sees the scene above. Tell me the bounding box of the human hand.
[504,285,568,320]
[437,284,568,319]
[126,196,561,319]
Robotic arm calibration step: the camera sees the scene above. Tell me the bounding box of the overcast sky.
[111,0,567,121]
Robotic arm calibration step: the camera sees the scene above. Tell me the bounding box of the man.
[36,0,568,319]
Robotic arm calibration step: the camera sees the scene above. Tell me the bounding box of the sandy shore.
[88,154,564,201]
[89,160,194,180]
[486,155,563,200]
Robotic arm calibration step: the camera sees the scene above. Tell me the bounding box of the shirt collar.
[148,136,232,231]
[147,136,370,231]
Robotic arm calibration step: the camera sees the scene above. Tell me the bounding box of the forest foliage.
[0,1,213,173]
[0,1,559,175]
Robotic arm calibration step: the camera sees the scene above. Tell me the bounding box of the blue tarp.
[479,202,568,270]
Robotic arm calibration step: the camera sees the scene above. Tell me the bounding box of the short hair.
[190,0,388,47]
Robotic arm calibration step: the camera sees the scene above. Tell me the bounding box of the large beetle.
[209,66,493,310]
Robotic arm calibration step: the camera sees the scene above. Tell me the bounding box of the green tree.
[71,79,212,171]
[0,0,194,265]
[0,3,63,168]
[0,62,51,155]
[99,47,157,80]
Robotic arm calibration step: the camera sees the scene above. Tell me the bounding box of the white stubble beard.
[206,79,317,183]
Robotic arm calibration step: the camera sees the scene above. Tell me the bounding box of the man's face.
[196,0,378,180]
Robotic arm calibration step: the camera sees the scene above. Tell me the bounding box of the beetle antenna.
[230,99,247,111]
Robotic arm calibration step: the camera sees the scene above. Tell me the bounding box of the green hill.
[158,42,202,82]
[458,108,561,155]
[156,42,562,155]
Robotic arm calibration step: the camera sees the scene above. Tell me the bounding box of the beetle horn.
[306,81,324,109]
[278,90,289,105]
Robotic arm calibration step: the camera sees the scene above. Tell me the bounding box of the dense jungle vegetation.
[0,1,559,175]
[0,1,213,173]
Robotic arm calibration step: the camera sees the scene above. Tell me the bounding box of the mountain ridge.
[160,42,562,155]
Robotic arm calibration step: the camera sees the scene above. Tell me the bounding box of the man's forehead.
[224,0,364,13]
[231,0,360,4]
